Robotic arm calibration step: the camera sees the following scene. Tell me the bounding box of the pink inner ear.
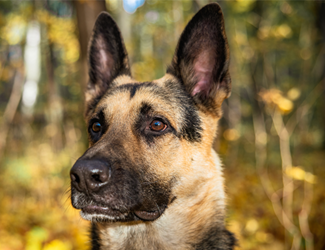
[97,36,114,82]
[191,50,215,97]
[99,48,114,80]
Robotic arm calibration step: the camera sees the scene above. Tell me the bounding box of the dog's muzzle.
[70,159,166,222]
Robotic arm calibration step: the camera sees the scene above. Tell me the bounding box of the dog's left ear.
[167,3,230,112]
[85,12,131,115]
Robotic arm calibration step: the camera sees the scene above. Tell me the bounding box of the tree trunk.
[316,2,325,149]
[74,0,107,91]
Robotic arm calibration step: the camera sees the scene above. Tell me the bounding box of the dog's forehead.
[92,74,184,127]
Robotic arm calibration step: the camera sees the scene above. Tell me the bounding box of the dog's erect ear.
[86,12,130,113]
[167,3,230,112]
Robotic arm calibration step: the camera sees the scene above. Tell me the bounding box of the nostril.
[90,171,108,183]
[92,173,101,182]
[71,173,80,183]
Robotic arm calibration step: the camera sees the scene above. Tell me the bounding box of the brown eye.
[92,122,101,133]
[150,120,167,132]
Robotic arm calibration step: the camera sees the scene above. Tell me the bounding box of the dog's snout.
[70,160,111,193]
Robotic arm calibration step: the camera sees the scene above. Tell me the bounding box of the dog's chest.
[98,222,195,250]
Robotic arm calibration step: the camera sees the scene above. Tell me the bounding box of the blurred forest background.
[0,0,324,249]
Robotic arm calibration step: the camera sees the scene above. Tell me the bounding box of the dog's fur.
[70,3,236,249]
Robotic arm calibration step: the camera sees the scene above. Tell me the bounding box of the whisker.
[65,188,71,195]
[141,180,159,186]
[155,202,162,216]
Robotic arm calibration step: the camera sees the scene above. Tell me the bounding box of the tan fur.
[85,75,226,249]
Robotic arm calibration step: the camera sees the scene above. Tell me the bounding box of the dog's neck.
[94,151,232,250]
[97,188,225,250]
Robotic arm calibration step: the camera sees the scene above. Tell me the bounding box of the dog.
[70,3,236,249]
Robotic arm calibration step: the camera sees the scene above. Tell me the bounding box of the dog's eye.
[150,120,167,132]
[92,122,102,133]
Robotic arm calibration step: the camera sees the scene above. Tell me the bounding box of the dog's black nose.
[70,160,111,193]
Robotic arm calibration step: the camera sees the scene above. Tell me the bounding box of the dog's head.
[70,3,230,223]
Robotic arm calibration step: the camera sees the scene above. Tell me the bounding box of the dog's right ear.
[85,12,130,115]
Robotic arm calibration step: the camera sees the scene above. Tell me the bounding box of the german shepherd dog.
[70,3,236,249]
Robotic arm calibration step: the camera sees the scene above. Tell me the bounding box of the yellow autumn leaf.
[223,129,240,141]
[256,231,273,243]
[305,172,317,184]
[245,219,259,233]
[25,227,48,250]
[259,89,281,104]
[286,166,317,184]
[286,167,305,180]
[287,88,301,101]
[259,89,293,114]
[233,0,255,13]
[258,25,271,40]
[276,97,293,114]
[274,24,292,38]
[43,239,72,250]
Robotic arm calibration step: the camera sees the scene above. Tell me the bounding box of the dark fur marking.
[85,81,146,116]
[195,228,237,250]
[164,80,202,142]
[114,82,150,97]
[104,82,171,104]
[139,102,152,115]
[136,170,173,214]
[86,94,103,118]
[130,84,137,99]
[170,196,177,204]
[115,82,154,99]
[181,105,202,142]
[90,223,101,250]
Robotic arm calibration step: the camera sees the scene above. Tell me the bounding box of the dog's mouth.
[79,203,165,222]
[80,204,128,221]
[82,204,125,216]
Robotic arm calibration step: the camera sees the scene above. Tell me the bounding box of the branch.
[0,71,24,160]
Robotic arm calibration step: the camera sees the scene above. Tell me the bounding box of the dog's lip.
[134,208,165,221]
[82,205,164,221]
[81,205,123,216]
[81,205,163,222]
[84,205,109,211]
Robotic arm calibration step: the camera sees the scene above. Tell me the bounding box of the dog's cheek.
[100,166,142,209]
[140,137,193,202]
[142,134,183,176]
[139,172,174,210]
